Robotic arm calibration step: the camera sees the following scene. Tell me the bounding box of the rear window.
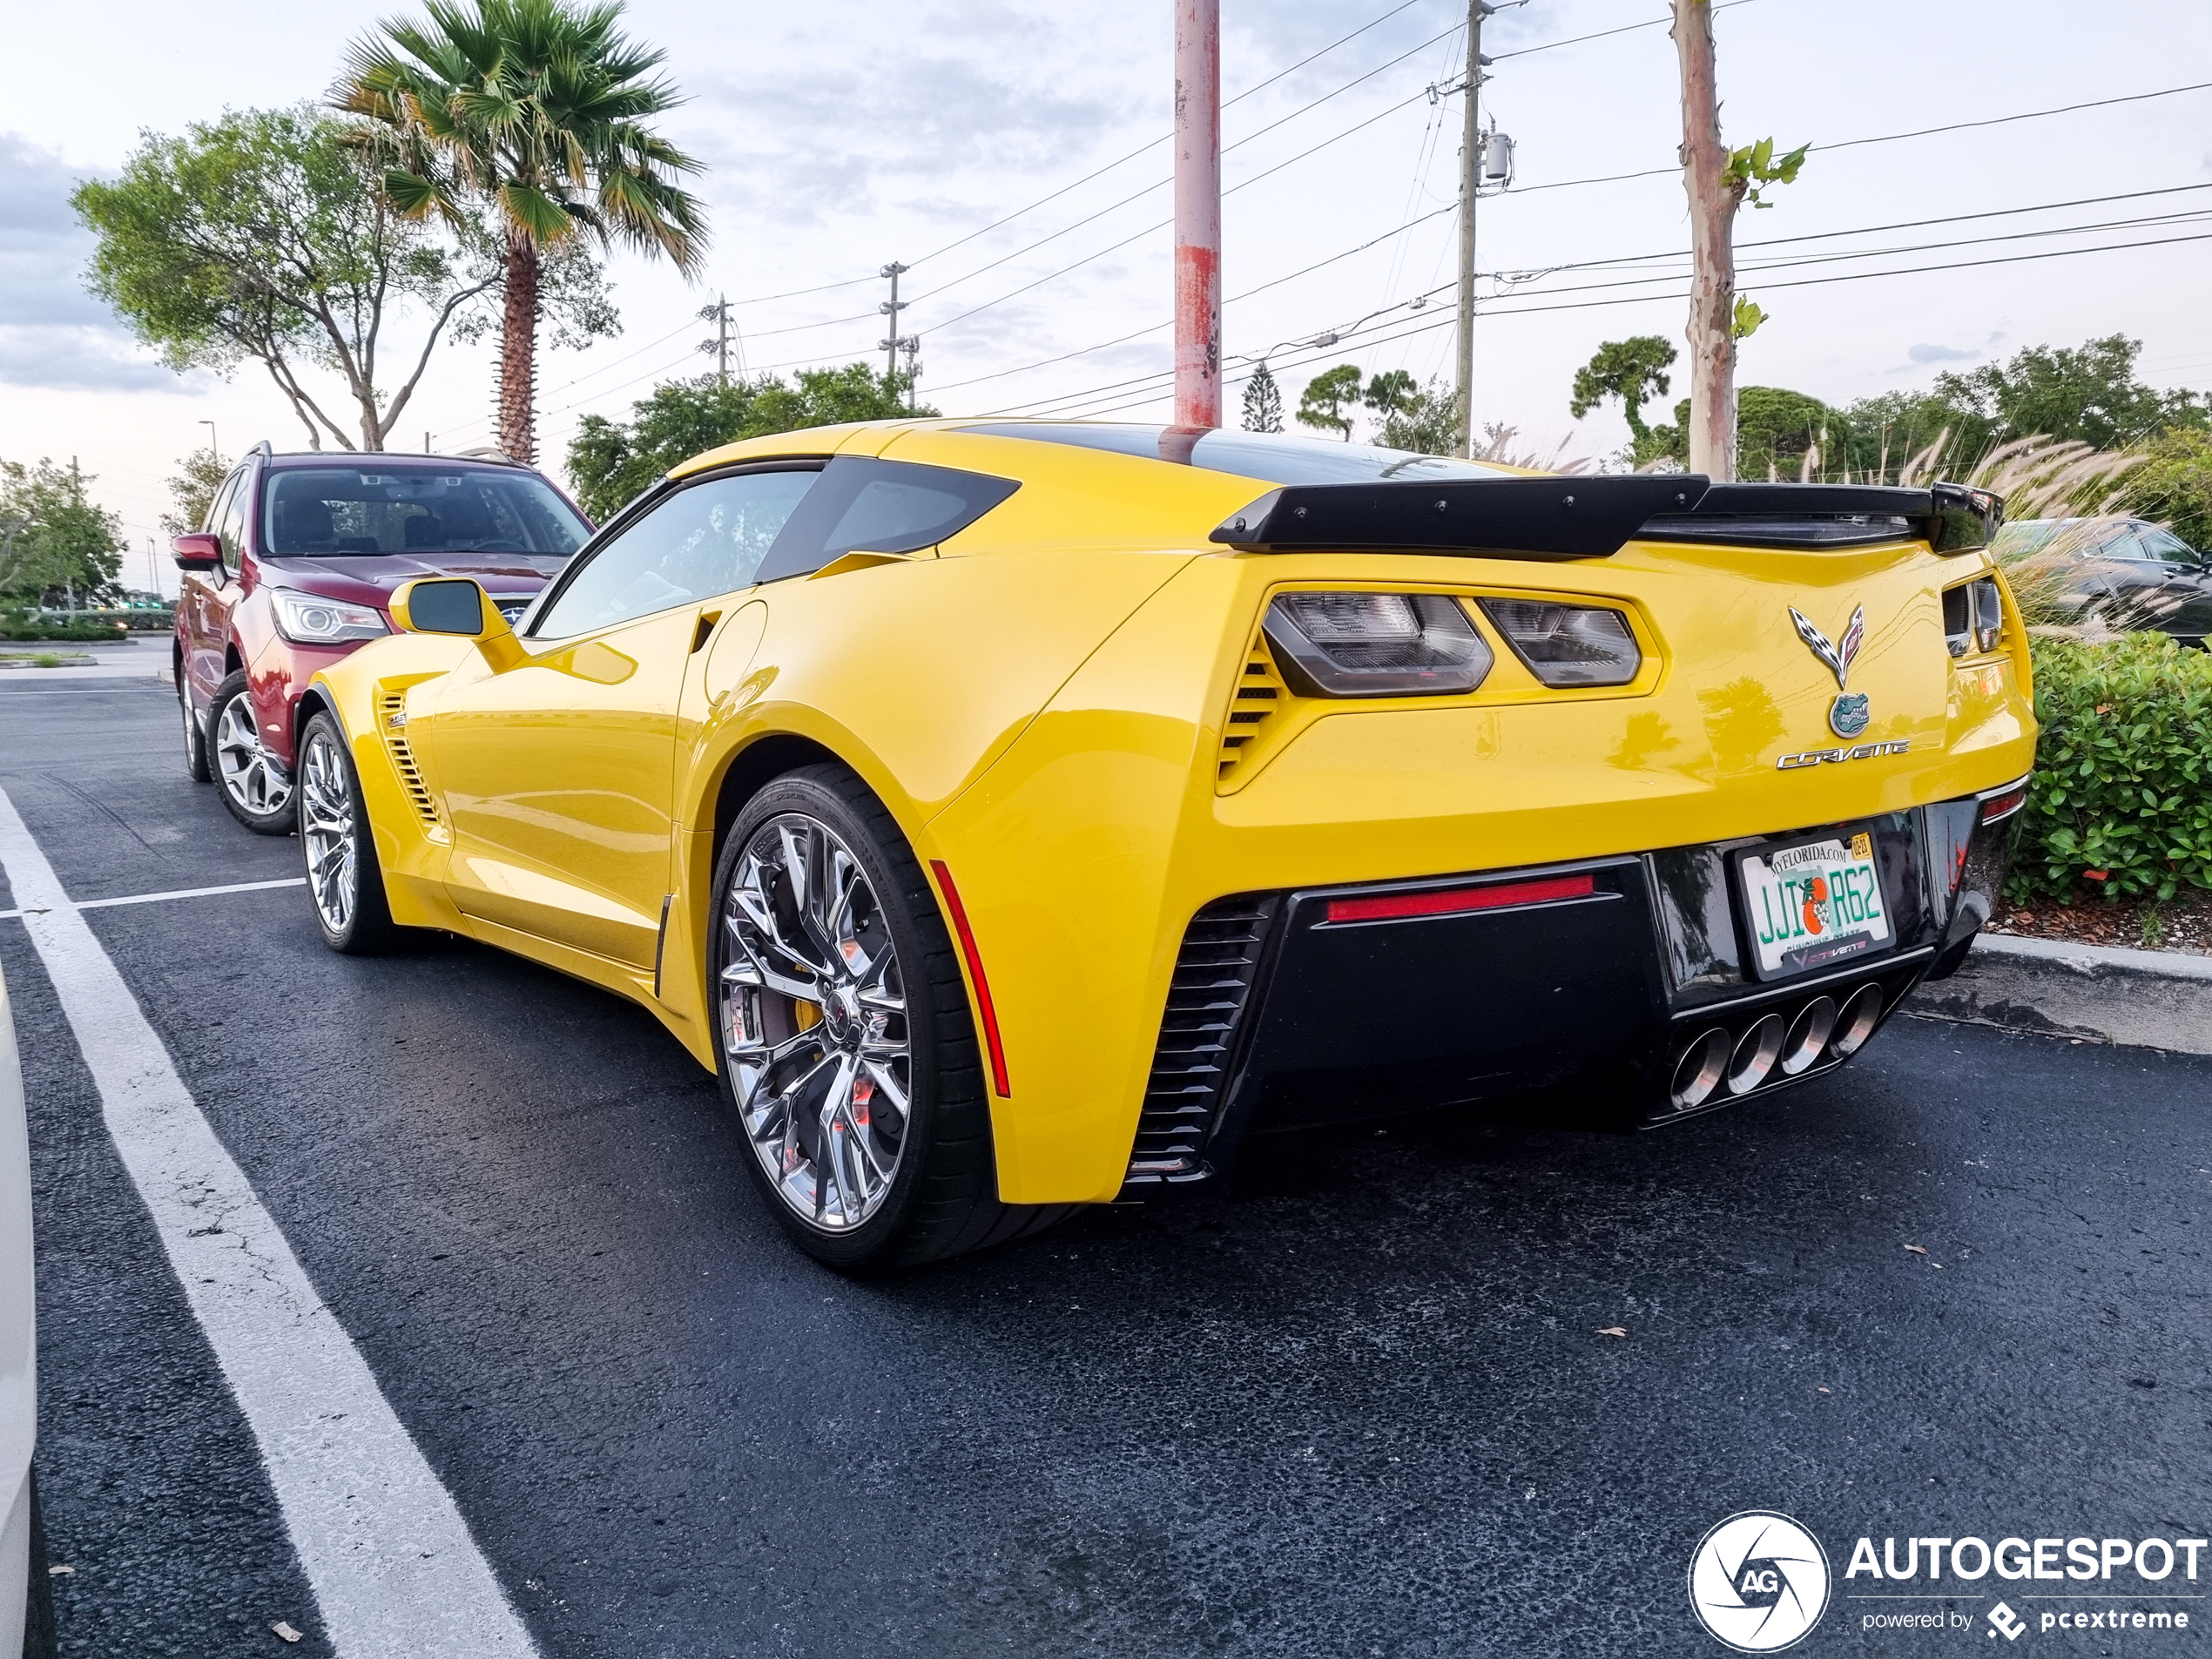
[959,422,1521,486]
[261,463,590,557]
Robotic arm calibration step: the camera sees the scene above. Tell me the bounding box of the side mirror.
[389,577,525,671]
[171,532,223,571]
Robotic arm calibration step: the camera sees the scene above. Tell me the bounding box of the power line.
[1039,228,2212,421]
[934,180,2212,403]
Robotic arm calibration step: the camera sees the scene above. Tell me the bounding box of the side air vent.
[379,690,439,826]
[1125,894,1281,1184]
[1216,639,1290,786]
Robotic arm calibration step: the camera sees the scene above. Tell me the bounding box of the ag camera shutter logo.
[1689,1511,1832,1652]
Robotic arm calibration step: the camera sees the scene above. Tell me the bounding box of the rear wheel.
[299,712,401,954]
[711,765,1069,1270]
[210,671,295,834]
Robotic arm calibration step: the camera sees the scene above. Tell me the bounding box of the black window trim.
[523,456,830,640]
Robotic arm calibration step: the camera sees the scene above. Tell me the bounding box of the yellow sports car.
[298,421,2032,1267]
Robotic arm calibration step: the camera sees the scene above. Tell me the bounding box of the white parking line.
[0,876,306,922]
[0,786,536,1659]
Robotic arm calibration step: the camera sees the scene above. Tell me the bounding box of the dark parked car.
[1993,516,2212,648]
[172,447,592,832]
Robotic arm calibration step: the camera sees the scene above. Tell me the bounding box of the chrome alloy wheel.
[215,693,293,818]
[298,725,355,934]
[720,813,911,1232]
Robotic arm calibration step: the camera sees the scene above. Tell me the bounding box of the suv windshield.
[959,422,1521,485]
[261,463,590,557]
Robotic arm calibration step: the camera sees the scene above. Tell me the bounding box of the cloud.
[0,131,178,388]
[1905,342,1980,364]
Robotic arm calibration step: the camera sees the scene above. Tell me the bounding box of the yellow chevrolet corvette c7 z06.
[297,420,2032,1267]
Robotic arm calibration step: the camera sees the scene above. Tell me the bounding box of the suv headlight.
[273,590,389,644]
[1477,599,1642,686]
[1262,592,1493,697]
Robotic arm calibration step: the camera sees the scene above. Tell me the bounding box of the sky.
[3,0,2209,597]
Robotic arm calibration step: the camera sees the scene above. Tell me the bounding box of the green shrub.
[2009,633,2212,902]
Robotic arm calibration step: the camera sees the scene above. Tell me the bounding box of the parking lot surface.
[3,670,2208,1657]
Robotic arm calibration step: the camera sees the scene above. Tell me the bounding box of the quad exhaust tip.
[1664,981,1889,1116]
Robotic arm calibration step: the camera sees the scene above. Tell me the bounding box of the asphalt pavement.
[3,669,2207,1658]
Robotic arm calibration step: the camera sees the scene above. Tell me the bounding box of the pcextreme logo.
[1689,1512,1832,1653]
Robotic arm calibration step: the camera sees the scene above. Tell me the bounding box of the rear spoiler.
[1210,477,2002,559]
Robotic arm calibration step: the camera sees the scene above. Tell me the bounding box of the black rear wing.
[1210,477,2002,561]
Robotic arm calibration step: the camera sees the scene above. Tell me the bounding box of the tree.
[1670,1,1805,479]
[1241,361,1284,433]
[341,0,709,466]
[566,366,927,523]
[1933,335,2204,452]
[1374,375,1460,455]
[74,107,500,452]
[1736,387,1853,481]
[1837,390,1987,483]
[159,448,232,537]
[2128,426,2212,554]
[0,459,126,606]
[1569,336,1677,462]
[1295,363,1365,440]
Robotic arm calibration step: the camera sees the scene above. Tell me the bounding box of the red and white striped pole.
[1172,0,1222,429]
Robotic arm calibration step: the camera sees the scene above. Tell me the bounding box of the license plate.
[1739,829,1891,977]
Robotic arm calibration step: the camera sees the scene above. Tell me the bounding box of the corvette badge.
[1790,604,1871,738]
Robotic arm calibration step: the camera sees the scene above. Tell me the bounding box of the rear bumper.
[1125,786,2020,1184]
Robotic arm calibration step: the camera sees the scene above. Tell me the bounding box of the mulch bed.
[1985,888,2212,957]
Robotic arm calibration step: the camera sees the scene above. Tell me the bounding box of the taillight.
[1973,577,2006,652]
[1262,592,1493,698]
[1477,599,1642,686]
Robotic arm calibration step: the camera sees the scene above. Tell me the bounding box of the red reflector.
[929,860,1010,1098]
[1325,873,1595,924]
[1979,785,2028,824]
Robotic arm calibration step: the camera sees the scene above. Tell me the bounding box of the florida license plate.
[1739,830,1891,977]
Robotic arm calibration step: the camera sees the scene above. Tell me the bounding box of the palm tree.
[338,0,708,463]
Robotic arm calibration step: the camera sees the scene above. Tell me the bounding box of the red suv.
[172,446,592,833]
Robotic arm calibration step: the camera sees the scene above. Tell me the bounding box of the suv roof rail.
[250,439,273,459]
[454,446,520,466]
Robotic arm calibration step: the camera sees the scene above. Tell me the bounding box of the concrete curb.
[1904,932,2212,1055]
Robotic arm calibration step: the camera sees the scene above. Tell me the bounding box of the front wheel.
[180,684,212,784]
[210,671,295,834]
[711,765,1069,1270]
[298,712,401,954]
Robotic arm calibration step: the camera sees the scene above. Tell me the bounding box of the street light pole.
[199,419,219,462]
[1172,0,1223,429]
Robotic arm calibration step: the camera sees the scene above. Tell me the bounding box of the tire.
[23,1469,57,1659]
[297,711,403,955]
[711,764,1070,1271]
[180,682,212,785]
[209,671,296,834]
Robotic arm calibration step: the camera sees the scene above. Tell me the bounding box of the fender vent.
[1126,893,1280,1184]
[379,691,439,826]
[1216,638,1290,787]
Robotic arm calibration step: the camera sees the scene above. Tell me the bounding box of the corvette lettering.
[1777,740,1911,770]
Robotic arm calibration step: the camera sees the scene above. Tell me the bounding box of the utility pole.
[1172,0,1222,429]
[1453,1,1494,457]
[879,264,910,381]
[698,294,733,386]
[899,337,921,410]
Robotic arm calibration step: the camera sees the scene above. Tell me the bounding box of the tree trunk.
[1672,0,1737,482]
[498,234,540,464]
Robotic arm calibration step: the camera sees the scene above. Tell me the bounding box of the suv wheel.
[210,671,296,834]
[180,685,212,784]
